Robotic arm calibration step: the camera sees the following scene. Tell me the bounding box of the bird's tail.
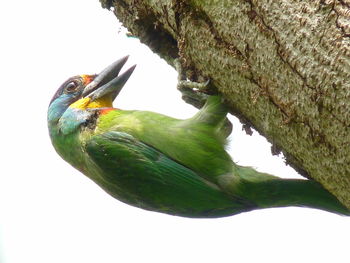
[221,165,350,216]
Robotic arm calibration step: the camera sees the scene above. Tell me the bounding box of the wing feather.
[86,131,255,217]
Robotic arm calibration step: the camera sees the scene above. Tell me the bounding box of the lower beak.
[82,56,136,103]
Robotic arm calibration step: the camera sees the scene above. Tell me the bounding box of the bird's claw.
[177,79,210,92]
[174,58,210,109]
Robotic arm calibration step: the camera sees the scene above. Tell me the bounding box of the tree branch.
[99,0,350,208]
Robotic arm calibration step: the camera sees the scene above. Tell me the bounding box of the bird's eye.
[64,81,80,93]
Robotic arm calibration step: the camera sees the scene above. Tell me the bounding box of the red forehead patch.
[81,74,96,85]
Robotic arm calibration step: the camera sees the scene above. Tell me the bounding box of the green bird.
[48,57,349,217]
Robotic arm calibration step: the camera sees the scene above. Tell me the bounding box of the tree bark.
[99,0,350,208]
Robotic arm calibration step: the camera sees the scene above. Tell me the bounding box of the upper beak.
[82,56,136,102]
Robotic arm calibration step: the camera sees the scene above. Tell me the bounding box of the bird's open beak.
[82,56,136,107]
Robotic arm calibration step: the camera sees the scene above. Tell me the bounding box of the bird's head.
[48,56,135,124]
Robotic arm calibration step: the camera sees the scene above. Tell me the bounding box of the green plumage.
[85,131,255,217]
[48,62,350,217]
[95,96,233,182]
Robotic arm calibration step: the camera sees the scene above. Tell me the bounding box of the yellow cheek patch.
[70,97,91,109]
[70,97,113,110]
[86,97,113,108]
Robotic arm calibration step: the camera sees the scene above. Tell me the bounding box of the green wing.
[86,131,256,218]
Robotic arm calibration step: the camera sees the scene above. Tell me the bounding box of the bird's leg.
[174,58,233,137]
[174,58,210,109]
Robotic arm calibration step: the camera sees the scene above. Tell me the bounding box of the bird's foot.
[174,58,233,137]
[174,58,211,109]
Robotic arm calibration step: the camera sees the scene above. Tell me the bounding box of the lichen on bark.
[99,0,350,208]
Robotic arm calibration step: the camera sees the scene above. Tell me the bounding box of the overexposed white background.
[0,1,348,262]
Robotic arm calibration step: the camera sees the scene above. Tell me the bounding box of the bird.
[48,56,349,218]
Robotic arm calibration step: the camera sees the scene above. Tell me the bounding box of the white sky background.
[0,1,349,262]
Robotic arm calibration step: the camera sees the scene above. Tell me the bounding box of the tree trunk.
[99,0,350,208]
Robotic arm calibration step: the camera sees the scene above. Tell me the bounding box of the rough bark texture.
[99,0,350,208]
